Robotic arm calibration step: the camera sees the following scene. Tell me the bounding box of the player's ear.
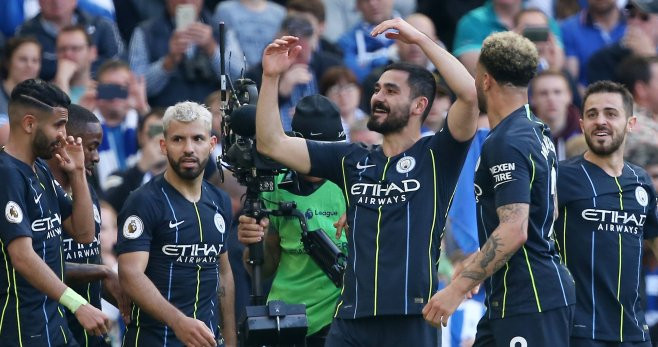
[22,114,37,134]
[627,115,637,132]
[411,96,428,117]
[160,137,167,155]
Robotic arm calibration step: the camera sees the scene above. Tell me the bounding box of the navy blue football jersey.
[116,175,232,346]
[556,156,658,342]
[474,105,575,319]
[63,183,105,347]
[306,120,471,318]
[0,151,75,346]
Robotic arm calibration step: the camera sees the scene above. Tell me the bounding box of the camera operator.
[237,94,347,347]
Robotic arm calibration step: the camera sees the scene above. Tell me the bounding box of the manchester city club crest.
[636,186,649,207]
[396,156,416,174]
[214,213,225,234]
[123,215,144,239]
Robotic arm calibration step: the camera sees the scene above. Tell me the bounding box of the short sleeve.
[485,141,532,208]
[306,140,355,184]
[643,174,658,240]
[53,179,72,221]
[219,191,232,254]
[116,191,158,254]
[0,170,32,244]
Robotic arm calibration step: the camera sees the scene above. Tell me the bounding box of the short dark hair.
[1,36,41,79]
[138,108,165,134]
[58,25,92,46]
[513,8,548,27]
[280,15,314,38]
[616,55,658,96]
[97,59,131,80]
[479,31,538,87]
[319,66,359,95]
[582,80,634,118]
[66,104,99,136]
[286,0,326,23]
[530,69,570,91]
[8,79,70,121]
[382,62,436,121]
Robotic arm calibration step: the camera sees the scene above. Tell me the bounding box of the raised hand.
[370,18,426,46]
[261,36,302,78]
[54,135,85,174]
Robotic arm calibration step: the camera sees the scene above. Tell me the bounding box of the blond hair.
[479,31,538,87]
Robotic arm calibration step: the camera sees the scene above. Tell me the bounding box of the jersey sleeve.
[219,190,232,254]
[485,140,532,208]
[306,140,355,185]
[53,179,73,221]
[116,190,159,254]
[643,174,658,240]
[0,170,32,245]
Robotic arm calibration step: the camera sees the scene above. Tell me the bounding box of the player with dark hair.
[424,31,576,346]
[117,101,236,347]
[45,103,130,347]
[0,79,108,346]
[255,17,479,346]
[556,80,658,346]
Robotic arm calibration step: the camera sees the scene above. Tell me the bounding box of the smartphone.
[97,84,128,100]
[148,124,164,138]
[176,4,196,30]
[522,26,549,42]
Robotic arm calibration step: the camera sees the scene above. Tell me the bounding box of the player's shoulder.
[0,152,28,179]
[558,155,585,173]
[623,161,651,182]
[123,175,165,210]
[202,179,230,203]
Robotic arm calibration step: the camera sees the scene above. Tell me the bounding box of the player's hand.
[334,213,348,239]
[261,36,302,78]
[102,269,132,324]
[237,216,268,245]
[370,18,425,45]
[55,135,85,174]
[74,304,110,336]
[171,316,217,347]
[422,285,465,328]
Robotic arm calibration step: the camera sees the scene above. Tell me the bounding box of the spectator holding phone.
[514,8,565,72]
[92,59,150,191]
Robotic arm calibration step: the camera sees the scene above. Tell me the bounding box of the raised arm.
[422,203,529,327]
[255,36,312,174]
[371,19,479,141]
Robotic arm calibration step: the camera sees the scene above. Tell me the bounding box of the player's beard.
[367,101,410,135]
[168,154,208,181]
[33,127,58,159]
[584,126,625,156]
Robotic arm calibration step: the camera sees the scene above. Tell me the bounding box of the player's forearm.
[452,219,528,295]
[119,267,185,327]
[68,171,95,243]
[255,75,286,158]
[219,256,236,346]
[9,238,68,301]
[65,263,110,285]
[418,35,476,105]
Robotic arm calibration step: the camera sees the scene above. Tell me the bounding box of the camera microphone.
[230,104,257,137]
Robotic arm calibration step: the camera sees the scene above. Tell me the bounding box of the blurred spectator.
[416,0,483,54]
[246,14,342,131]
[129,0,243,108]
[287,0,344,58]
[320,66,366,141]
[560,0,626,87]
[453,0,563,76]
[360,13,440,112]
[514,8,566,72]
[617,55,658,166]
[530,70,586,160]
[322,0,417,42]
[588,0,658,83]
[422,83,452,135]
[337,0,397,82]
[104,108,166,212]
[16,0,124,81]
[113,0,164,44]
[348,117,382,145]
[0,37,41,147]
[53,25,96,103]
[213,0,285,69]
[94,59,149,190]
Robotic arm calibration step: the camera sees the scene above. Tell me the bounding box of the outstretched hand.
[262,36,303,78]
[54,135,85,174]
[370,18,426,45]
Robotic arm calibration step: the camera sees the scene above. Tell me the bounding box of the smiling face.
[161,118,216,181]
[581,92,635,157]
[368,69,413,134]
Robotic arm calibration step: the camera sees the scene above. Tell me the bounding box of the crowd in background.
[2,0,658,346]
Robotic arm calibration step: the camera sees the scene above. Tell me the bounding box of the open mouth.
[180,157,198,169]
[372,103,390,117]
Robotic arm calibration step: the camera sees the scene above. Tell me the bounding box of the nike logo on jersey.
[356,162,376,170]
[310,132,323,136]
[34,193,43,204]
[169,220,185,228]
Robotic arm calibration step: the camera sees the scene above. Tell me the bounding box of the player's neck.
[381,127,421,157]
[164,169,202,202]
[486,90,528,129]
[583,150,625,177]
[45,158,70,190]
[4,138,36,168]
